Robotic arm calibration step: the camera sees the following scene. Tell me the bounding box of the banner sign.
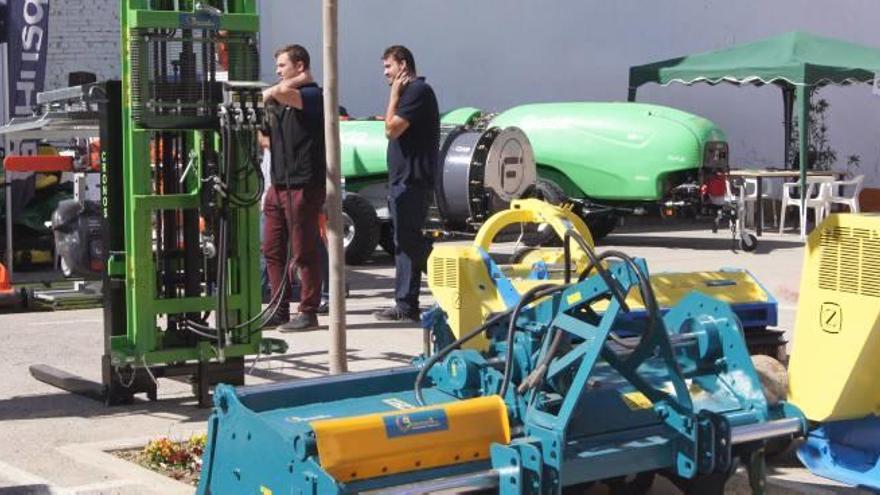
[7,0,49,118]
[0,4,8,44]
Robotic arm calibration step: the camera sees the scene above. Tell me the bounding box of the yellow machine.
[788,213,880,422]
[784,214,880,490]
[428,199,594,349]
[428,198,780,351]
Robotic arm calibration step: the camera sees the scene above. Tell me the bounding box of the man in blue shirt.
[374,45,440,321]
[262,44,326,331]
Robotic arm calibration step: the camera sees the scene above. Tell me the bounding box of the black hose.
[517,325,564,394]
[414,310,514,406]
[518,242,662,393]
[576,249,661,358]
[563,229,630,312]
[497,283,563,400]
[186,110,271,340]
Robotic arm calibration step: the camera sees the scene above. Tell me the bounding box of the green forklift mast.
[24,1,285,407]
[102,0,275,406]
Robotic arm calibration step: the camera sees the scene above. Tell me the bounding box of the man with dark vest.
[262,44,325,331]
[373,45,440,321]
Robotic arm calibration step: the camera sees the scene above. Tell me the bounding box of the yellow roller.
[599,270,770,312]
[311,396,510,482]
[788,213,880,421]
[428,199,773,350]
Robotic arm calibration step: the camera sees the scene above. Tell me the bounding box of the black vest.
[267,95,326,189]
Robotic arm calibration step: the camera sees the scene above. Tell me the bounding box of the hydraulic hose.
[414,310,514,406]
[497,283,564,400]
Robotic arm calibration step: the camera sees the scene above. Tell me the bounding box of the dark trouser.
[318,236,330,300]
[389,183,432,313]
[262,185,325,314]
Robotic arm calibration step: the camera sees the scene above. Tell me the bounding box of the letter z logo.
[820,302,842,334]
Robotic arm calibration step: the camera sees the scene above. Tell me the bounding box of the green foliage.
[789,92,861,175]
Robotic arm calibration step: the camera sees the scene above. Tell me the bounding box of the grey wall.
[45,0,120,91]
[258,0,880,186]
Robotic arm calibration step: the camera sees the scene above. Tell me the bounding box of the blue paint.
[799,416,880,491]
[477,248,521,308]
[179,11,221,29]
[383,409,450,438]
[199,257,806,494]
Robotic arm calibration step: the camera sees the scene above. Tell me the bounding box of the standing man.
[373,45,440,322]
[262,44,326,331]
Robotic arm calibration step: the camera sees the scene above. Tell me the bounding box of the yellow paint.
[311,396,510,482]
[473,199,595,256]
[788,214,880,421]
[428,200,773,351]
[621,381,705,411]
[259,486,272,495]
[622,391,653,410]
[428,200,595,350]
[566,291,583,305]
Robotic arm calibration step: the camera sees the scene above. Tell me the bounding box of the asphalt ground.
[0,220,870,494]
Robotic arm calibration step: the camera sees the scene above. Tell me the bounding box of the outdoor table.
[727,168,838,237]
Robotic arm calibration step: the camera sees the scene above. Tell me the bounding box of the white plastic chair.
[827,174,864,214]
[741,178,777,229]
[779,177,833,236]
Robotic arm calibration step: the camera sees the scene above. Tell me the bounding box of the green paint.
[491,102,724,201]
[338,102,726,202]
[117,1,262,365]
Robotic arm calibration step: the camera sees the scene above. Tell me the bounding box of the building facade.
[258,0,880,188]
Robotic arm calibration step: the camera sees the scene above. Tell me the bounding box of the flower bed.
[114,433,206,486]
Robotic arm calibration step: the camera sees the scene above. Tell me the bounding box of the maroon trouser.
[262,185,325,314]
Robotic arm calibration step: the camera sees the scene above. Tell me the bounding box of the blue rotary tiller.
[198,226,804,494]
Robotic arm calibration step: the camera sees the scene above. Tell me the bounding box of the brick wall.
[45,0,120,90]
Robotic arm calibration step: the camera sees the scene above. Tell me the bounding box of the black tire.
[510,246,539,264]
[342,193,380,265]
[522,178,567,246]
[528,177,566,205]
[585,214,618,242]
[740,233,758,252]
[378,222,395,256]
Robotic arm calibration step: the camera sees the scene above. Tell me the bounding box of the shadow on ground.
[605,234,803,253]
[0,486,53,495]
[0,348,417,422]
[0,392,212,423]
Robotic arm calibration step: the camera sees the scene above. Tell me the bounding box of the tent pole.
[322,0,348,374]
[796,85,809,240]
[782,85,794,170]
[627,87,637,102]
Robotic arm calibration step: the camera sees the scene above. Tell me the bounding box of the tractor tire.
[523,178,567,246]
[528,177,567,205]
[342,193,380,265]
[585,214,618,243]
[379,222,395,257]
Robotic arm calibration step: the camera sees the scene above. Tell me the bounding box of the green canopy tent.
[628,31,880,234]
